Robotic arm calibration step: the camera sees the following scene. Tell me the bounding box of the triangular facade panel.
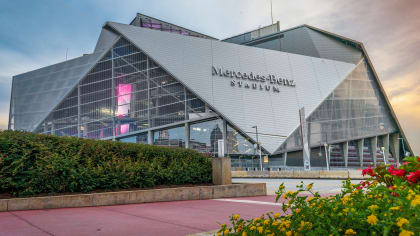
[10,52,104,132]
[305,27,363,65]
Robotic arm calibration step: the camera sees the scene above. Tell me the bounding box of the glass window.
[310,147,327,167]
[189,119,223,155]
[153,126,185,147]
[119,133,148,144]
[120,136,136,143]
[226,124,255,155]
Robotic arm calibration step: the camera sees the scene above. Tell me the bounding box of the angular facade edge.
[104,22,271,154]
[7,78,14,130]
[130,13,218,40]
[29,36,122,133]
[303,24,413,154]
[94,27,120,53]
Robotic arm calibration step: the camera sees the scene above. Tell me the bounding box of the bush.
[218,157,420,236]
[0,130,212,197]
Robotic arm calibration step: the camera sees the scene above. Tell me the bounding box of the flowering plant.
[218,157,420,236]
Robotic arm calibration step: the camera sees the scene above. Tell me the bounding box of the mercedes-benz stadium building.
[8,13,413,169]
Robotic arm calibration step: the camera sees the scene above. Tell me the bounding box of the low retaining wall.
[0,183,266,212]
[232,170,366,179]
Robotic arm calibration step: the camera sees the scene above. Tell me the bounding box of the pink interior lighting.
[120,124,130,134]
[116,83,132,117]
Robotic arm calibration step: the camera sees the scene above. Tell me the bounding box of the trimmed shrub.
[0,130,212,197]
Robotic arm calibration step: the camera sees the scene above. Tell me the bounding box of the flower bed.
[218,157,420,236]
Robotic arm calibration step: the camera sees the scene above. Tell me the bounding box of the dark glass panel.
[189,119,223,155]
[153,126,185,147]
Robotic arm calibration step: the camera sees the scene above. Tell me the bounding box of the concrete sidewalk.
[0,195,280,236]
[233,178,360,195]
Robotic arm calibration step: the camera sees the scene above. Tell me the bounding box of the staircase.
[362,146,374,167]
[347,143,360,167]
[329,145,345,167]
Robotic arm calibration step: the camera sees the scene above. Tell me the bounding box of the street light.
[252,126,263,171]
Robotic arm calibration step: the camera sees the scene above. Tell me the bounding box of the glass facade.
[119,133,148,144]
[189,119,223,155]
[131,14,214,40]
[226,124,256,155]
[278,59,397,153]
[34,37,213,139]
[153,126,185,147]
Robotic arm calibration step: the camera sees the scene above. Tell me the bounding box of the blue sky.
[1,0,419,154]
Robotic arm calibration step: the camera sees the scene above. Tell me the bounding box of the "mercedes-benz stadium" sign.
[211,66,295,93]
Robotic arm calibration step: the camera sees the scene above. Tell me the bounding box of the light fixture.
[379,123,384,130]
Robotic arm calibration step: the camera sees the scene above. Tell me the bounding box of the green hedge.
[0,130,212,197]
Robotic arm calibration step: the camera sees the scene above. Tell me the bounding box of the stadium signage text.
[211,66,295,93]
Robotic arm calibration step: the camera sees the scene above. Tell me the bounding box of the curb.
[232,170,367,180]
[0,183,266,212]
[187,229,219,236]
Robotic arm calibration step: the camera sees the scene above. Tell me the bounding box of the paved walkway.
[0,195,281,236]
[0,179,353,236]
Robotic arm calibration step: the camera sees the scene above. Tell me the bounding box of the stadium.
[8,13,413,169]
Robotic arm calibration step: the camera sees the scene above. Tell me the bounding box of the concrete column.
[284,143,287,166]
[371,136,378,166]
[185,123,190,148]
[283,151,288,167]
[390,133,400,166]
[212,157,232,185]
[383,134,390,163]
[358,139,364,167]
[148,130,153,145]
[344,141,349,168]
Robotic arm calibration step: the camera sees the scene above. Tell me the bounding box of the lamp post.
[252,126,263,171]
[324,143,330,171]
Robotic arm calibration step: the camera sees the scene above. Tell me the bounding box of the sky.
[0,0,419,155]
